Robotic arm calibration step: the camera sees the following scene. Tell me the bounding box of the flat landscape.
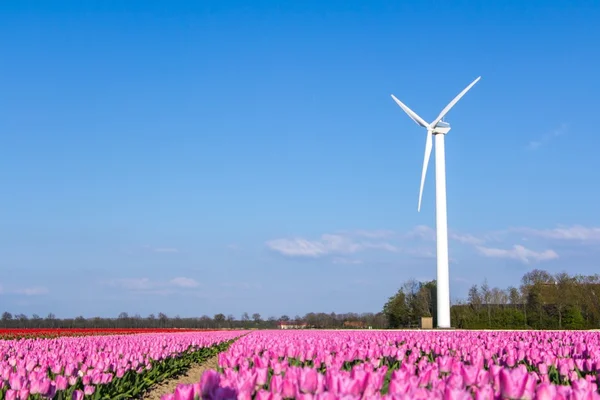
[2,328,600,399]
[2,1,599,399]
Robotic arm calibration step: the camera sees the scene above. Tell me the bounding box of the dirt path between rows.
[141,356,218,400]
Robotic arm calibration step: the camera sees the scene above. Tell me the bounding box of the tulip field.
[0,329,242,400]
[162,330,600,400]
[2,329,600,399]
[0,329,216,341]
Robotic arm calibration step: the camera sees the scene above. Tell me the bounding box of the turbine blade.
[430,76,481,128]
[390,94,428,128]
[418,130,433,212]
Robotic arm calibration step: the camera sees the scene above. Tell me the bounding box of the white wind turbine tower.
[391,76,481,329]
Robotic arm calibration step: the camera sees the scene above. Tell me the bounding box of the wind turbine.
[390,76,481,329]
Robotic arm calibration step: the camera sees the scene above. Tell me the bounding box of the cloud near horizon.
[513,225,600,242]
[105,276,200,294]
[265,224,598,265]
[476,245,559,264]
[0,284,49,296]
[265,232,400,259]
[141,245,180,253]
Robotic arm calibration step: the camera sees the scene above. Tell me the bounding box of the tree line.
[383,269,600,329]
[0,310,388,330]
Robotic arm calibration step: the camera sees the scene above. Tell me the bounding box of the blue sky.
[1,0,599,319]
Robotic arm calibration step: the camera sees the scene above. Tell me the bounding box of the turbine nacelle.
[432,121,451,135]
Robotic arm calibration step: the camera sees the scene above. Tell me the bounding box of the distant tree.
[383,289,407,328]
[507,286,521,305]
[158,312,168,327]
[522,269,554,286]
[252,313,262,323]
[480,280,492,326]
[553,272,574,329]
[30,314,41,327]
[2,312,13,321]
[214,314,226,327]
[199,315,212,328]
[15,313,28,321]
[563,305,585,329]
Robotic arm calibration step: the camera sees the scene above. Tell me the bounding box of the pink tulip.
[9,375,25,391]
[174,384,194,400]
[255,390,272,400]
[535,382,557,400]
[192,382,202,398]
[281,377,298,398]
[299,367,319,393]
[473,384,494,400]
[17,388,29,400]
[71,390,84,400]
[446,372,464,390]
[83,384,95,395]
[200,369,221,397]
[269,374,282,393]
[460,364,479,387]
[443,386,472,400]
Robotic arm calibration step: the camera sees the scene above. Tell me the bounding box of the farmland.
[164,330,600,399]
[0,329,218,340]
[2,329,600,399]
[0,330,242,399]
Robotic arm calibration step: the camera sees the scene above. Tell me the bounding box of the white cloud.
[476,244,558,264]
[403,247,436,258]
[170,277,199,288]
[265,237,332,257]
[516,225,600,242]
[266,226,484,260]
[527,123,568,150]
[450,233,485,245]
[141,245,179,253]
[0,283,49,296]
[153,247,179,253]
[107,277,200,292]
[266,232,399,258]
[405,225,436,241]
[332,257,364,265]
[9,287,49,296]
[339,229,396,239]
[110,278,155,291]
[406,225,485,245]
[266,224,599,266]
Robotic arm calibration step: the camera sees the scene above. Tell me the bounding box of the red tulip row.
[0,328,218,340]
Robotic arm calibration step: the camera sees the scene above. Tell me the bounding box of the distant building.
[278,321,308,329]
[343,320,366,328]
